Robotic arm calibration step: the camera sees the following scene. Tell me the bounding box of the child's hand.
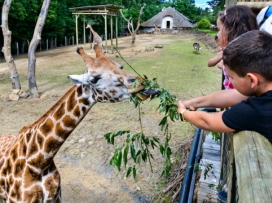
[178,101,186,114]
[180,100,197,111]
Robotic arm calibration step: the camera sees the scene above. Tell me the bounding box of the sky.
[194,0,210,9]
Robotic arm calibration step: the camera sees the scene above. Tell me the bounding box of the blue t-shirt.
[222,90,272,142]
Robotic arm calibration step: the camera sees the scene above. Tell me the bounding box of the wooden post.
[104,14,107,53]
[116,15,118,49]
[75,14,79,46]
[232,131,272,202]
[46,39,48,50]
[16,42,19,55]
[83,16,86,45]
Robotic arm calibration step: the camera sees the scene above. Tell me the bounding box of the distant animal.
[154,24,161,34]
[86,24,103,51]
[193,43,201,53]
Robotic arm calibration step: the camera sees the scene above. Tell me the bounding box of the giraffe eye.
[90,75,101,84]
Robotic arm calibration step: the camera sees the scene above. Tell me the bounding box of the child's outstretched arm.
[178,101,234,132]
[182,89,248,110]
[208,51,223,67]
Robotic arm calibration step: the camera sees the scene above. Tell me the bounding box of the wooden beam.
[232,131,272,202]
[237,2,272,9]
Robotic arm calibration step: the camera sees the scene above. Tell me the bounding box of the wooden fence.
[227,131,272,202]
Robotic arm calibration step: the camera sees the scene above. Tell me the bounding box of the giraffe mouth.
[128,85,145,94]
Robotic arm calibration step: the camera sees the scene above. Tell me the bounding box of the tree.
[197,17,211,29]
[28,0,51,98]
[1,0,21,90]
[119,4,145,46]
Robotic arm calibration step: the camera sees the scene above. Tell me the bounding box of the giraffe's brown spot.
[79,98,90,106]
[27,135,39,158]
[77,86,83,97]
[54,103,65,120]
[44,171,60,198]
[2,159,12,176]
[82,106,87,114]
[10,180,21,200]
[36,134,44,148]
[110,99,115,103]
[92,94,96,100]
[8,175,14,188]
[55,123,69,140]
[24,167,42,188]
[48,162,57,173]
[110,89,117,95]
[103,96,108,100]
[40,118,54,136]
[23,185,43,202]
[73,106,81,118]
[26,132,32,143]
[10,147,18,162]
[63,115,76,128]
[67,92,76,112]
[117,77,124,83]
[44,137,62,154]
[28,153,51,169]
[0,159,4,169]
[96,89,102,94]
[14,159,26,177]
[19,141,27,157]
[0,178,6,188]
[97,96,103,102]
[105,92,111,98]
[114,98,120,102]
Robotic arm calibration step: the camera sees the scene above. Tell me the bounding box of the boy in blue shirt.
[178,30,272,142]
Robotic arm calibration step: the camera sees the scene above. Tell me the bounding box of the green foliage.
[197,18,211,29]
[104,75,182,179]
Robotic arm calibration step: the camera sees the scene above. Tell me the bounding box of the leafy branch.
[104,48,183,179]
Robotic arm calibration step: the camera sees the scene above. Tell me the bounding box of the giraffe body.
[0,46,145,203]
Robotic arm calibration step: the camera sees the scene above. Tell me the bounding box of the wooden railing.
[227,131,272,202]
[225,0,272,8]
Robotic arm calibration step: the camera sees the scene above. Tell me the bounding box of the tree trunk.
[28,0,51,98]
[119,4,145,46]
[1,0,21,90]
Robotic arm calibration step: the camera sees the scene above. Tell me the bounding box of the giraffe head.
[68,46,145,102]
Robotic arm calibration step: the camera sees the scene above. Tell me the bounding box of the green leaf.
[126,167,132,177]
[123,145,129,168]
[159,144,165,155]
[133,166,137,179]
[130,144,136,162]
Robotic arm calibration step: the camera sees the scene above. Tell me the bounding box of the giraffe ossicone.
[0,45,147,203]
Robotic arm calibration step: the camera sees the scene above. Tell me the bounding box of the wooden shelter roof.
[69,4,123,16]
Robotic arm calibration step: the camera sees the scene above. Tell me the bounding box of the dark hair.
[223,30,272,80]
[219,5,259,42]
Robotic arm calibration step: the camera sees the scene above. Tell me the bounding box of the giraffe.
[0,45,147,203]
[154,24,161,34]
[86,24,103,51]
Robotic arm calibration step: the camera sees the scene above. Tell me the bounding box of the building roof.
[141,7,193,28]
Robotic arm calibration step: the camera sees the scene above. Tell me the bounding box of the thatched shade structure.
[141,7,193,30]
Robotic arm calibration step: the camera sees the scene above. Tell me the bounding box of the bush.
[197,18,211,29]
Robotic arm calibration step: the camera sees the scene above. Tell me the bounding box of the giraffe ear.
[94,45,104,57]
[67,74,89,86]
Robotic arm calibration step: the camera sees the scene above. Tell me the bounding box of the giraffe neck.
[18,85,96,171]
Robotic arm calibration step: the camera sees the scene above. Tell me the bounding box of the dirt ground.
[0,31,216,203]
